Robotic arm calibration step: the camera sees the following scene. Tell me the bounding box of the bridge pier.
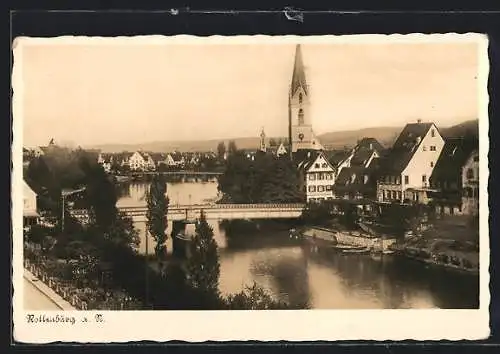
[171,221,187,259]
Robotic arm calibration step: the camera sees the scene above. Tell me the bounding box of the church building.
[288,44,323,155]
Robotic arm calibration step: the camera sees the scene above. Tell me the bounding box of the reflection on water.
[117,181,479,309]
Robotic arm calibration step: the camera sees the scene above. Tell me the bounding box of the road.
[24,278,62,310]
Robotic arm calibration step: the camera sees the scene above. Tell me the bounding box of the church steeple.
[259,127,266,152]
[288,44,322,154]
[291,44,308,97]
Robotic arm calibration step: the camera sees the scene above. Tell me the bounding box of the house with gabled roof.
[97,152,114,173]
[376,121,445,204]
[296,150,337,202]
[333,165,378,201]
[129,151,156,171]
[23,179,39,228]
[429,137,479,215]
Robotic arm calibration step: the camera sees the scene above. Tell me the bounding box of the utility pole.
[145,221,150,309]
[61,193,65,234]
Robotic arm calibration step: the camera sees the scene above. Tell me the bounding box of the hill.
[89,119,479,153]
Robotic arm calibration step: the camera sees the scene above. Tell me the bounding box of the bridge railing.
[118,203,304,209]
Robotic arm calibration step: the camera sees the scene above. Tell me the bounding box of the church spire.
[259,127,266,152]
[291,44,308,96]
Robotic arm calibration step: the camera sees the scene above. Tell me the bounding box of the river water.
[116,180,479,309]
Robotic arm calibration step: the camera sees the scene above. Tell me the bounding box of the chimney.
[417,119,422,124]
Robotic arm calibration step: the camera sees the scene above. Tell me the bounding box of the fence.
[24,252,142,311]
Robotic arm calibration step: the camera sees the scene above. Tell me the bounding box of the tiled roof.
[430,137,478,184]
[148,152,166,163]
[350,149,376,167]
[325,150,351,167]
[296,151,319,171]
[333,166,376,194]
[379,122,434,176]
[355,138,385,153]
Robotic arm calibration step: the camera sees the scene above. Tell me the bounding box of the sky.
[17,37,481,148]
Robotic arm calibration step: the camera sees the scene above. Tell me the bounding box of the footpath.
[24,269,76,311]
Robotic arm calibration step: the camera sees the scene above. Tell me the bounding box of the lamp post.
[144,220,150,309]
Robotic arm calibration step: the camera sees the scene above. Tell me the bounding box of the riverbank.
[390,237,479,275]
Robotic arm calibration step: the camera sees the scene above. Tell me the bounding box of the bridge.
[122,171,223,177]
[117,203,305,222]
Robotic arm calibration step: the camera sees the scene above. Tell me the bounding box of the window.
[308,186,316,192]
[319,173,324,180]
[298,109,304,125]
[430,161,434,167]
[404,175,409,184]
[326,173,332,180]
[397,191,402,200]
[315,163,320,168]
[322,163,327,168]
[318,186,324,192]
[309,174,316,181]
[430,146,436,151]
[396,176,401,185]
[431,129,435,137]
[326,185,332,191]
[299,93,303,104]
[466,168,474,179]
[422,175,427,183]
[423,146,427,151]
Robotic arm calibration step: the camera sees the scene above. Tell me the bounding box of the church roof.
[291,44,308,96]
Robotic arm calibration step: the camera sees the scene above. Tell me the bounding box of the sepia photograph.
[12,34,489,342]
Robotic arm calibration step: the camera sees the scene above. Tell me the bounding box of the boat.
[382,250,395,255]
[342,248,370,255]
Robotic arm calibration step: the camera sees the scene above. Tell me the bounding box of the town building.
[376,121,445,204]
[333,165,378,201]
[429,137,479,215]
[97,153,113,173]
[288,44,323,154]
[129,151,156,171]
[297,151,336,202]
[349,138,385,168]
[23,180,39,228]
[163,152,185,168]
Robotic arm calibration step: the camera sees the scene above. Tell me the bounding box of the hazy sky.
[18,38,480,147]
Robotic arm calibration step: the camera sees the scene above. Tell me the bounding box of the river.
[116,180,479,309]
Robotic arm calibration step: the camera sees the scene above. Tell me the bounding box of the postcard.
[12,33,490,342]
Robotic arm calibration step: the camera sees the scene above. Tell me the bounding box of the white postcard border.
[12,33,490,343]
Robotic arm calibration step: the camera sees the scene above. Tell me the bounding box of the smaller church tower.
[259,127,267,152]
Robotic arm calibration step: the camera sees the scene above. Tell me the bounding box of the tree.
[269,138,277,147]
[224,282,291,310]
[216,141,226,161]
[185,211,220,297]
[146,174,169,259]
[106,211,140,250]
[80,158,118,232]
[228,141,238,155]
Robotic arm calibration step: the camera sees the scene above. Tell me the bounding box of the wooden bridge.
[117,203,305,222]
